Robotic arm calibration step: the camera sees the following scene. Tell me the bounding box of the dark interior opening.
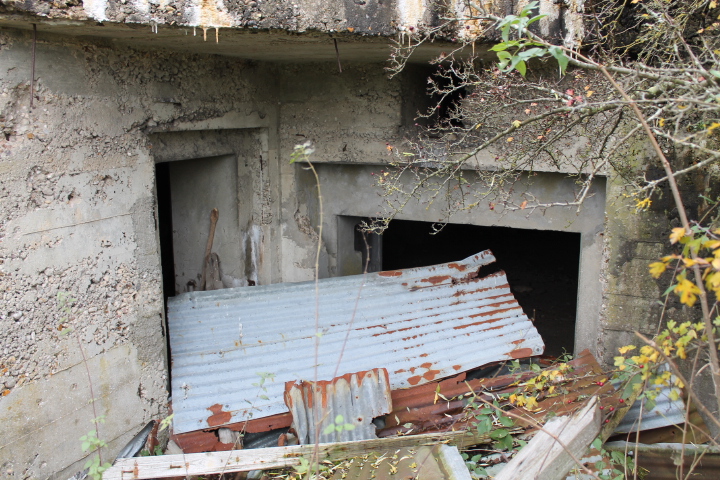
[155,161,175,389]
[381,220,580,357]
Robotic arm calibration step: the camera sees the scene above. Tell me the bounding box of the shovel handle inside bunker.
[200,208,219,290]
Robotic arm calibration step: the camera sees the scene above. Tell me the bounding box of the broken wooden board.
[494,398,601,480]
[326,444,471,480]
[104,428,516,479]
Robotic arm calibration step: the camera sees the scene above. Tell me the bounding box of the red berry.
[639,365,644,368]
[619,399,625,403]
[597,382,604,386]
[599,406,604,410]
[609,407,615,412]
[605,419,610,424]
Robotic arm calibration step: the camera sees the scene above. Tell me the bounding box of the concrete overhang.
[0,14,459,63]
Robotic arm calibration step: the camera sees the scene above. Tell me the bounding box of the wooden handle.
[200,208,219,290]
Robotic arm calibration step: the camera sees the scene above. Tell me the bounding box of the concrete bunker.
[317,164,605,357]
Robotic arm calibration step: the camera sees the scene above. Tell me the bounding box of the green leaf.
[710,70,720,79]
[490,428,509,440]
[343,423,356,431]
[526,14,548,26]
[549,46,569,74]
[474,466,488,476]
[595,460,607,470]
[335,414,344,424]
[499,416,514,427]
[592,437,603,451]
[323,424,336,435]
[503,434,514,450]
[518,47,546,60]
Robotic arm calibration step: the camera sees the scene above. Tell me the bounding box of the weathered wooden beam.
[493,398,601,480]
[104,428,515,480]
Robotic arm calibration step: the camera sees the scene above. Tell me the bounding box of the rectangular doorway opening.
[380,220,581,357]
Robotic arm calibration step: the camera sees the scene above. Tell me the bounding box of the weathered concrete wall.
[298,164,606,356]
[0,25,415,478]
[599,143,720,366]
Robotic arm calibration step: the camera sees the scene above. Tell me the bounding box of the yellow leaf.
[677,345,687,359]
[649,262,667,278]
[669,227,686,244]
[524,396,539,410]
[619,345,636,354]
[507,137,514,142]
[586,91,594,97]
[512,120,521,128]
[635,197,652,211]
[708,122,720,133]
[682,257,697,267]
[674,278,701,306]
[659,118,665,127]
[711,0,717,8]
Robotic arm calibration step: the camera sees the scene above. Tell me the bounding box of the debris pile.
[101,252,717,480]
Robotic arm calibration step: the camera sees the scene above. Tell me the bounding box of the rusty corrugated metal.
[285,368,392,444]
[168,250,545,434]
[377,349,622,437]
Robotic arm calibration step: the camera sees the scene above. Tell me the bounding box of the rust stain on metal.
[419,275,451,285]
[509,347,533,359]
[285,369,390,410]
[453,318,502,330]
[453,365,462,371]
[447,262,467,271]
[378,270,403,277]
[379,350,612,437]
[407,363,441,385]
[206,404,232,427]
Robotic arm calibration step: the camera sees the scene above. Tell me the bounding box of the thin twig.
[30,23,36,108]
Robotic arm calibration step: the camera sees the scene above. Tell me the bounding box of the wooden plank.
[493,398,601,480]
[104,428,511,480]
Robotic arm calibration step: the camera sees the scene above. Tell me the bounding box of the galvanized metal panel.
[168,250,545,434]
[285,368,392,444]
[613,384,685,434]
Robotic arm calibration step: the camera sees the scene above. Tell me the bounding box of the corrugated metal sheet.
[285,368,392,444]
[168,250,545,434]
[377,349,620,437]
[613,368,685,434]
